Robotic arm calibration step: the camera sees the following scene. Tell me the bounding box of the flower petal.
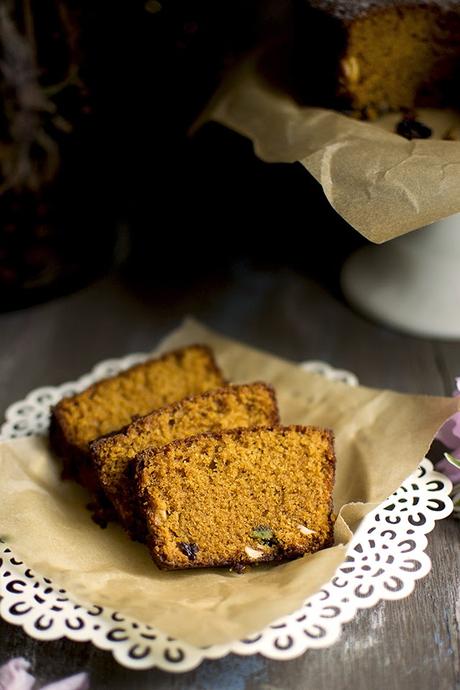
[436,413,460,449]
[41,672,89,690]
[0,658,35,690]
[437,452,460,485]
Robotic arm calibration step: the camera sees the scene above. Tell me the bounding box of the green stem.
[444,452,460,470]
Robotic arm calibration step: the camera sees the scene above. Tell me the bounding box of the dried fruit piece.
[250,525,279,547]
[230,563,247,575]
[396,115,432,140]
[178,542,199,560]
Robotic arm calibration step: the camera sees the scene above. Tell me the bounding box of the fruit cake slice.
[295,0,460,116]
[50,345,224,493]
[91,383,279,540]
[136,425,336,571]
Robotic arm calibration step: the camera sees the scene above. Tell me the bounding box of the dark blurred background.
[0,0,364,311]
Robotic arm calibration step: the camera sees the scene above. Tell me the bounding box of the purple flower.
[0,658,89,690]
[435,379,460,518]
[437,451,460,486]
[0,658,34,690]
[436,378,460,449]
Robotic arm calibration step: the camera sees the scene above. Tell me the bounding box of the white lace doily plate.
[0,353,453,672]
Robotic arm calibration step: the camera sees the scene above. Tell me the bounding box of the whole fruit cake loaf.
[296,0,460,115]
[91,383,280,540]
[50,345,224,492]
[136,425,336,571]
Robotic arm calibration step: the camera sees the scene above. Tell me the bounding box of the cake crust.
[306,0,460,22]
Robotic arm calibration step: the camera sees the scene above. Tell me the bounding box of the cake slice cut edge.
[91,382,280,540]
[49,343,225,496]
[135,425,336,571]
[295,0,460,116]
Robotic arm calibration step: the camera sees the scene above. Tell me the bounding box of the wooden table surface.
[0,263,459,690]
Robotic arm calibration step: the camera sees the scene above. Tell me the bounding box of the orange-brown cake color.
[296,0,460,116]
[91,383,280,540]
[49,345,225,494]
[136,425,336,571]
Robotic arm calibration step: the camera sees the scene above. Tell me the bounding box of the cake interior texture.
[340,7,460,112]
[136,425,336,570]
[50,344,224,490]
[297,1,460,113]
[91,382,280,539]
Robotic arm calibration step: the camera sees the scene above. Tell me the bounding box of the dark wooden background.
[1,257,459,690]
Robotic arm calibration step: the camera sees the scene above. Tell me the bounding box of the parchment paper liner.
[1,318,458,646]
[200,58,460,242]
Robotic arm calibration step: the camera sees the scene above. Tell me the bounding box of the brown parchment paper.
[201,58,460,242]
[1,318,459,647]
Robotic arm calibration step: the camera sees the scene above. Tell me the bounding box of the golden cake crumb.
[91,382,279,539]
[136,425,336,570]
[49,344,224,492]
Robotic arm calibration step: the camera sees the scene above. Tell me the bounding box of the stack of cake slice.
[90,381,279,540]
[50,344,336,571]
